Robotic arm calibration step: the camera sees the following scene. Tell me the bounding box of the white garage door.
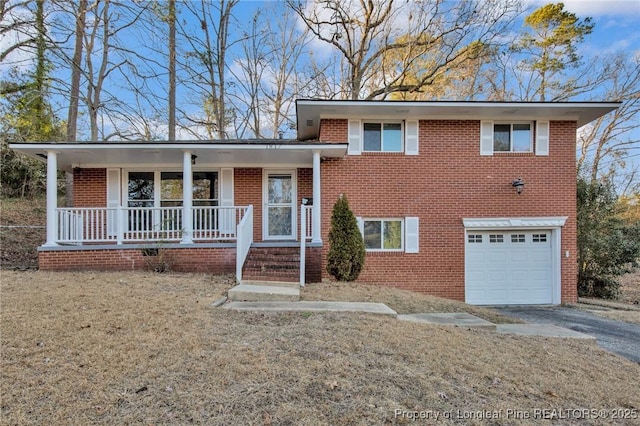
[465,231,552,305]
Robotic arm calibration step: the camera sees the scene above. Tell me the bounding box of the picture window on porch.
[363,122,403,152]
[127,171,219,207]
[160,171,219,207]
[127,170,220,233]
[127,172,154,207]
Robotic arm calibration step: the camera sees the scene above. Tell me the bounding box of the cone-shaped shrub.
[326,194,365,281]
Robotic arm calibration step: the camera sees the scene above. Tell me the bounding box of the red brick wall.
[234,168,263,241]
[319,119,578,303]
[319,118,348,142]
[40,247,235,273]
[74,168,107,207]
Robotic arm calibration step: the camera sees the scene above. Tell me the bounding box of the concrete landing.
[224,301,397,316]
[398,313,496,330]
[496,324,596,340]
[227,284,300,302]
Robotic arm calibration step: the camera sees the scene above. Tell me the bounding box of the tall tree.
[229,2,320,138]
[0,0,35,73]
[384,38,493,100]
[289,0,520,100]
[65,0,87,142]
[577,176,640,299]
[1,0,63,197]
[510,2,594,101]
[167,0,176,141]
[180,0,239,139]
[577,54,640,195]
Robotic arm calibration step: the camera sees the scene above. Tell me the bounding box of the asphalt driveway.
[496,306,640,364]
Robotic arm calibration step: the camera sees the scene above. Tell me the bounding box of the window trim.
[362,120,404,153]
[123,168,220,207]
[362,218,405,252]
[493,121,533,153]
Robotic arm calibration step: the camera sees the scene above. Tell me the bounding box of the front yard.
[1,270,639,425]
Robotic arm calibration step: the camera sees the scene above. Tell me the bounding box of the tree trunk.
[168,0,176,141]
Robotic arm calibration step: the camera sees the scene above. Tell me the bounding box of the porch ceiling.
[9,142,348,172]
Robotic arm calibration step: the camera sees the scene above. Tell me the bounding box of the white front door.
[263,170,296,240]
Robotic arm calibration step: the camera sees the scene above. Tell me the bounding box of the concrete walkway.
[224,301,397,316]
[223,301,595,340]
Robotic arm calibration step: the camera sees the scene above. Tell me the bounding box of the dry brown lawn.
[2,270,639,425]
[589,310,640,325]
[302,280,522,324]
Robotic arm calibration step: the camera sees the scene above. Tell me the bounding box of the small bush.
[326,195,365,281]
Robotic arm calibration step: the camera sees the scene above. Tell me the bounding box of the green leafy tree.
[1,0,63,198]
[326,195,366,281]
[577,177,640,299]
[511,3,594,101]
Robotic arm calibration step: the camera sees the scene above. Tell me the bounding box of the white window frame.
[362,121,404,153]
[493,122,533,153]
[361,218,404,252]
[123,169,220,207]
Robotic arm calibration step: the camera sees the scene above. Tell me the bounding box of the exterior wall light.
[191,154,198,165]
[512,177,524,194]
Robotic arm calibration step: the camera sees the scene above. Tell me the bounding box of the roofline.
[9,142,342,150]
[295,99,621,140]
[296,99,623,108]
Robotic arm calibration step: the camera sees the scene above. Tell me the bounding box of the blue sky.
[229,0,640,56]
[549,0,640,55]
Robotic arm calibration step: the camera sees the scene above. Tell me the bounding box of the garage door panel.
[510,252,529,262]
[511,270,530,281]
[487,251,507,263]
[466,230,553,305]
[488,270,507,281]
[488,289,509,304]
[531,250,550,262]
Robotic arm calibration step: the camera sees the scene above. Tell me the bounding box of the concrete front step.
[227,283,300,302]
[242,270,300,282]
[242,280,300,289]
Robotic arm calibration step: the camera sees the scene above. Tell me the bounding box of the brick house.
[10,99,619,305]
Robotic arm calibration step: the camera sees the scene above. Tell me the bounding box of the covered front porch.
[11,140,347,282]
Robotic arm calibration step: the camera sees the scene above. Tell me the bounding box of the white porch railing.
[235,205,254,282]
[299,204,314,286]
[55,206,249,244]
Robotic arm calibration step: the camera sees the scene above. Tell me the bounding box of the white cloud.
[529,0,640,17]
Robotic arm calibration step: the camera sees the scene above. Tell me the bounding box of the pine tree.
[326,195,366,281]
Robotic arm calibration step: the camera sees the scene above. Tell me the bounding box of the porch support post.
[312,150,322,243]
[44,150,59,246]
[181,150,193,244]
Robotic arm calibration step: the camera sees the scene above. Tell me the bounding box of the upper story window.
[363,122,403,152]
[481,120,548,156]
[348,119,418,156]
[493,123,532,152]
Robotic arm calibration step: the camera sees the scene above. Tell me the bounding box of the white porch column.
[44,150,59,246]
[312,150,322,243]
[181,150,193,244]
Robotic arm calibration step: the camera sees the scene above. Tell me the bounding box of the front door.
[263,170,296,240]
